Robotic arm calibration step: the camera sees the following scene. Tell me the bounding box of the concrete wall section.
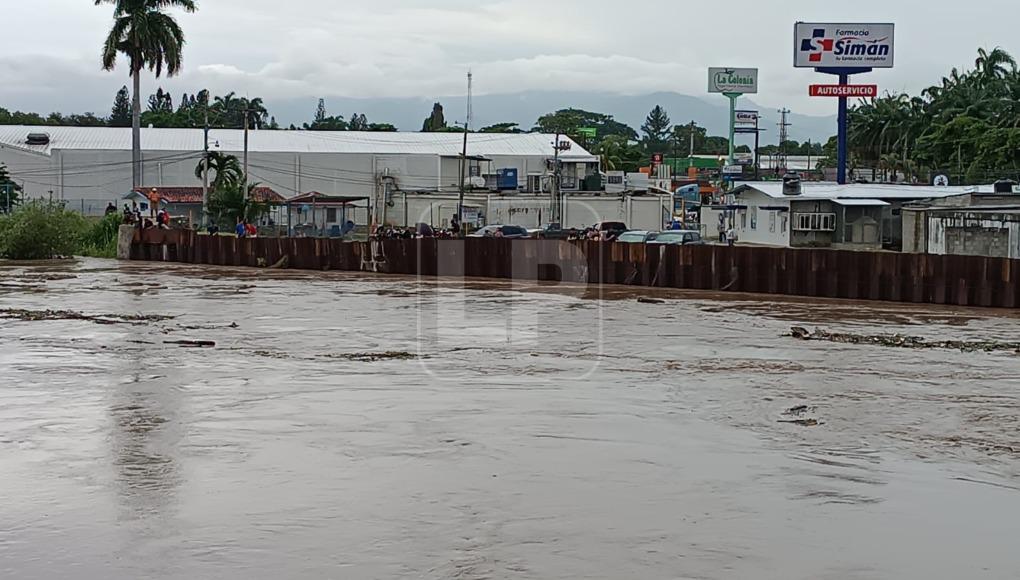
[927,212,1020,259]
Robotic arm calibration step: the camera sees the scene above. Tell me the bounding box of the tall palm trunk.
[132,62,142,189]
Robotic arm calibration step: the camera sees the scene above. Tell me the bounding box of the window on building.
[769,212,776,233]
[794,212,837,232]
[750,207,758,230]
[741,211,747,230]
[327,207,338,222]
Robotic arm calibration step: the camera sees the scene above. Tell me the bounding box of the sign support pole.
[817,66,871,185]
[724,92,739,165]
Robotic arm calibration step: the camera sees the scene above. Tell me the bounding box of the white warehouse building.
[0,125,600,218]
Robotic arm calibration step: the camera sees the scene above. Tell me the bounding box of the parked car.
[648,230,705,246]
[616,230,659,244]
[527,223,576,240]
[593,221,628,240]
[468,225,531,239]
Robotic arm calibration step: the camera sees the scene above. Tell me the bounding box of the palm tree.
[98,0,196,188]
[195,151,244,188]
[975,47,1017,82]
[596,136,627,171]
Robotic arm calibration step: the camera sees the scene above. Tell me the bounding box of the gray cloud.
[1,0,1017,123]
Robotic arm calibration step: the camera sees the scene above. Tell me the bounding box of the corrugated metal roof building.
[0,126,598,217]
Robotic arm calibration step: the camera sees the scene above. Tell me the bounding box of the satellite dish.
[933,175,950,187]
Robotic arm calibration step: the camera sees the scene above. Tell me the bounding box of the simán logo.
[800,28,890,63]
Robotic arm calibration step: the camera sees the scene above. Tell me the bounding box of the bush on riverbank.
[0,201,121,260]
[79,212,122,258]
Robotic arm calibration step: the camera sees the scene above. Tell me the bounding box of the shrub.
[80,212,123,258]
[0,201,89,260]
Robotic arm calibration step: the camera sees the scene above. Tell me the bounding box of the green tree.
[0,163,22,213]
[349,113,369,131]
[110,85,132,127]
[207,181,270,226]
[479,122,522,133]
[640,105,672,152]
[195,151,243,188]
[303,98,346,131]
[421,102,447,132]
[671,123,707,157]
[147,87,173,112]
[367,123,397,132]
[533,109,637,145]
[847,47,1020,184]
[0,201,88,259]
[98,0,197,188]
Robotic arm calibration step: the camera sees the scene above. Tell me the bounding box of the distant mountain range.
[268,90,837,146]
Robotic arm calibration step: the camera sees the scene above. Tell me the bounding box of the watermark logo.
[411,203,608,382]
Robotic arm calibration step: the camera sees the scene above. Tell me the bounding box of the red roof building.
[130,186,285,204]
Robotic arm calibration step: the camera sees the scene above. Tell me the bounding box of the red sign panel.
[651,153,664,165]
[809,84,878,98]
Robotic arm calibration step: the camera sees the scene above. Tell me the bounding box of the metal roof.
[831,198,890,207]
[0,125,591,158]
[734,181,996,201]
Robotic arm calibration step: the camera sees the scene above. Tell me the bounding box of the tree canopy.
[641,105,672,152]
[532,108,638,144]
[848,47,1020,184]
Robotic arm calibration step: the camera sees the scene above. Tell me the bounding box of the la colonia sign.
[708,68,759,94]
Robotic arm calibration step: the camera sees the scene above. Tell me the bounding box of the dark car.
[468,225,531,239]
[616,230,659,244]
[592,221,628,241]
[648,230,704,246]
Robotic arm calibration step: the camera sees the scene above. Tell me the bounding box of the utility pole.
[552,132,562,225]
[201,108,210,225]
[243,109,250,201]
[688,120,696,169]
[458,125,468,235]
[457,71,472,236]
[777,108,791,174]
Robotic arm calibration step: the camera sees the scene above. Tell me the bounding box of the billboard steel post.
[817,66,871,184]
[837,72,849,185]
[725,93,740,165]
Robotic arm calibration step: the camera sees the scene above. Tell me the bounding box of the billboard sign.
[708,68,759,94]
[795,23,895,69]
[809,84,878,97]
[735,110,759,125]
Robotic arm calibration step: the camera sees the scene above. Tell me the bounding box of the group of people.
[119,201,170,230]
[717,217,737,246]
[234,219,258,238]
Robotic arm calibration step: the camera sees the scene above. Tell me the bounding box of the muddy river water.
[2,258,1019,579]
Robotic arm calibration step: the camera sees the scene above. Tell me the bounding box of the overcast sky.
[1,0,1017,123]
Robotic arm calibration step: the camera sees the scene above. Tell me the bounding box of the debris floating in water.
[164,339,216,348]
[0,308,173,325]
[779,404,820,427]
[637,297,666,305]
[789,327,1020,353]
[327,351,417,362]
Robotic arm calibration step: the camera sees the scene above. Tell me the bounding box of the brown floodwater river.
[2,258,1019,579]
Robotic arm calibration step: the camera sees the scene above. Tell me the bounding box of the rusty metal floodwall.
[130,229,1020,308]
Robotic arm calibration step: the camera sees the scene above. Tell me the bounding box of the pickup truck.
[527,223,576,240]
